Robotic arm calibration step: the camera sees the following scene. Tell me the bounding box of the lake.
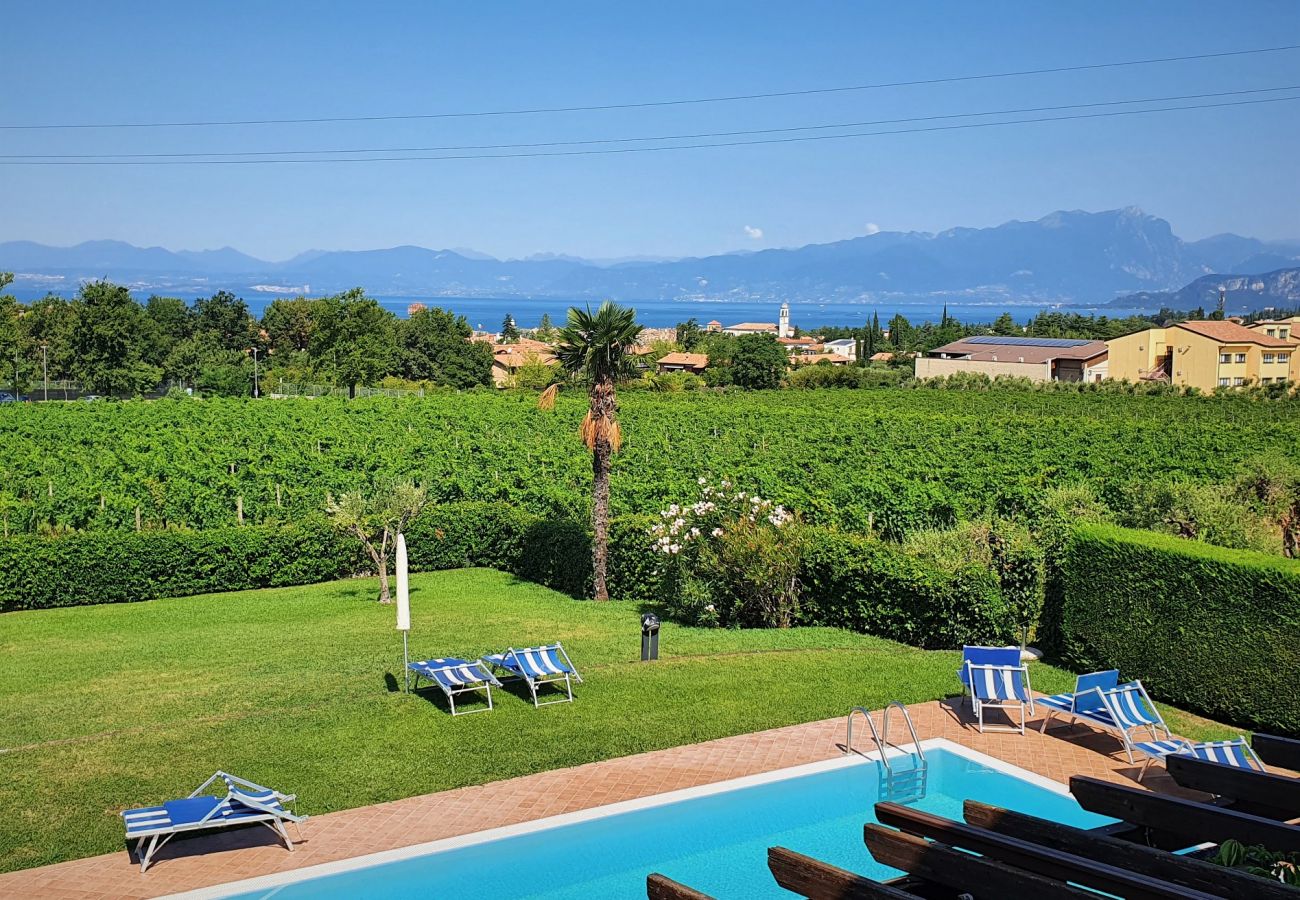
[6,285,1149,329]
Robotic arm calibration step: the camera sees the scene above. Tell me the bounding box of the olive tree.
[325,480,428,602]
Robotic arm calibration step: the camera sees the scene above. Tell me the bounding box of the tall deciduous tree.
[0,273,32,395]
[399,306,492,387]
[730,333,787,390]
[143,295,195,366]
[193,291,257,351]
[311,288,396,397]
[541,301,643,600]
[69,281,161,397]
[262,297,319,354]
[21,294,77,397]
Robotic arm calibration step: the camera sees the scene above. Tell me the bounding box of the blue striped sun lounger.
[484,643,582,708]
[959,646,1034,734]
[1038,670,1171,763]
[121,772,306,873]
[407,657,502,715]
[1132,736,1264,782]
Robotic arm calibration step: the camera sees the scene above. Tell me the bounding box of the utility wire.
[3,44,1298,130]
[6,84,1296,160]
[3,94,1295,165]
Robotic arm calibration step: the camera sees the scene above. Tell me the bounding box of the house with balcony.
[1106,320,1295,390]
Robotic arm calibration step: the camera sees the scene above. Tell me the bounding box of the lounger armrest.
[1073,685,1107,711]
[965,662,1029,673]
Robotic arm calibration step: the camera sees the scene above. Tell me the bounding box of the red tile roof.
[1174,319,1294,347]
[656,352,709,368]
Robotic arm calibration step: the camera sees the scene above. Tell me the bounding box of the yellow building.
[1106,320,1295,391]
[1247,316,1300,343]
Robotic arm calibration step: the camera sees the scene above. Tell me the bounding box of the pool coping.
[161,737,1071,899]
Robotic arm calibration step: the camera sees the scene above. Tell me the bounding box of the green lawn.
[0,569,1237,874]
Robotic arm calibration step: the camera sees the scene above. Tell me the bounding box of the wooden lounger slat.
[1166,753,1300,816]
[875,801,1217,900]
[646,873,716,900]
[863,824,1098,899]
[1253,733,1300,771]
[766,846,917,899]
[1071,774,1300,852]
[963,799,1299,900]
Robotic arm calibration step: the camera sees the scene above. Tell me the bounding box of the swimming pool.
[181,739,1113,899]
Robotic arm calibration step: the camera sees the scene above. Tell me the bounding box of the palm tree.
[540,302,643,600]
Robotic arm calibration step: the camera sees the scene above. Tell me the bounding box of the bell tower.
[778,302,791,338]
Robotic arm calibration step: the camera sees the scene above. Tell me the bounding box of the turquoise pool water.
[222,747,1112,899]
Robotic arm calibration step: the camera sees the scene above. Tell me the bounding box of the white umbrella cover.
[395,533,410,632]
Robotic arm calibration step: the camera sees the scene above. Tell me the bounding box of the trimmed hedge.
[1059,523,1300,735]
[0,507,1015,654]
[0,503,662,613]
[798,529,1014,649]
[0,520,365,611]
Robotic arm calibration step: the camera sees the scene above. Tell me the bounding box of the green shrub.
[1,502,1016,655]
[0,519,364,611]
[798,528,1013,648]
[0,501,665,612]
[646,482,804,627]
[1058,523,1300,734]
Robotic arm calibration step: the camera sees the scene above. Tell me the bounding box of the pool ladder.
[845,701,928,802]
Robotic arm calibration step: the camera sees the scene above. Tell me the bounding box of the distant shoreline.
[3,285,1157,328]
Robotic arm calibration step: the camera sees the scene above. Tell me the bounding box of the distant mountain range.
[4,208,1299,310]
[1111,266,1300,314]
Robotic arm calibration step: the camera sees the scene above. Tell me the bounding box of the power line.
[6,84,1296,160]
[3,44,1298,131]
[4,94,1295,165]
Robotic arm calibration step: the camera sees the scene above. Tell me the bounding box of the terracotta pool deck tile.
[0,697,1270,900]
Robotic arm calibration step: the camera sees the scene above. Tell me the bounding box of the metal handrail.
[845,706,892,772]
[881,700,926,765]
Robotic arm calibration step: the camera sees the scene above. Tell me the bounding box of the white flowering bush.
[649,479,803,627]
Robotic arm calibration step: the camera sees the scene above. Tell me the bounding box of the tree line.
[0,275,494,398]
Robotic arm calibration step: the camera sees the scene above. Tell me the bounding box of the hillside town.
[471,298,1299,392]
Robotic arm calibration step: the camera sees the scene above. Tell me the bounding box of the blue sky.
[2,1,1298,260]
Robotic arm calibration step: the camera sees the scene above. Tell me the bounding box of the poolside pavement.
[0,697,1276,899]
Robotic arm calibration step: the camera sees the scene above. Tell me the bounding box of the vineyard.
[1,389,1294,538]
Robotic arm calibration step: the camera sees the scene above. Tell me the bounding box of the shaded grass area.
[0,569,1237,873]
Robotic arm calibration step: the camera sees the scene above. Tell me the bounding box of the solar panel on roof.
[964,336,1093,348]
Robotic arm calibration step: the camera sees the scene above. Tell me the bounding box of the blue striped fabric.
[408,658,497,689]
[1037,693,1075,713]
[488,646,573,678]
[1188,739,1257,768]
[957,646,1021,688]
[1134,738,1258,769]
[1133,739,1185,760]
[967,665,1029,702]
[1103,684,1161,728]
[122,793,284,837]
